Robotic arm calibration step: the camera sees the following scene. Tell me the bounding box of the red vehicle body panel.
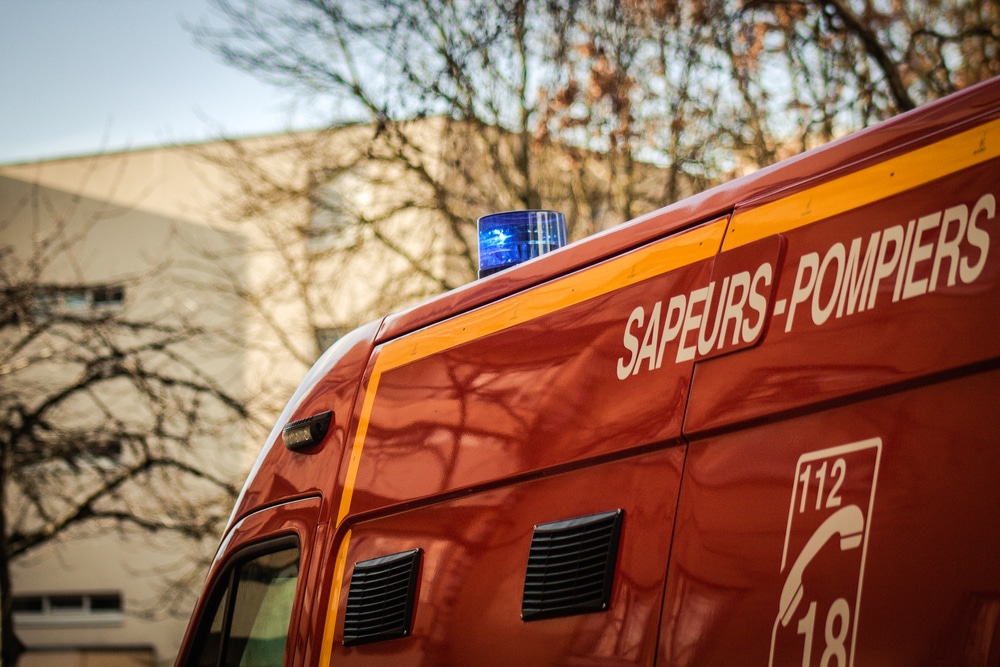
[177,78,1000,666]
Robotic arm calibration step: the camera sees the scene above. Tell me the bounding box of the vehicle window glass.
[227,547,300,667]
[186,542,300,667]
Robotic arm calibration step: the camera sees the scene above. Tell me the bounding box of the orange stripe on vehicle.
[336,371,381,526]
[319,528,352,665]
[379,217,728,371]
[723,116,1000,251]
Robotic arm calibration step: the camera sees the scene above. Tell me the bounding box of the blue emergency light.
[477,210,567,278]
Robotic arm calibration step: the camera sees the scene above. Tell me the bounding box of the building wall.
[0,142,302,666]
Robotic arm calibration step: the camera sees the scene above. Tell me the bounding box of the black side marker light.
[282,410,333,451]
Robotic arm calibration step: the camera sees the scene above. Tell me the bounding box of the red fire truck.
[177,76,1000,666]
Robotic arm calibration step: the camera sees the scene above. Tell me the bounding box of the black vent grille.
[343,548,421,646]
[521,509,623,621]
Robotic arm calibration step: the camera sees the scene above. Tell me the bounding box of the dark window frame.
[185,535,301,667]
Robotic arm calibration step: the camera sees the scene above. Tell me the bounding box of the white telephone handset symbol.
[778,505,865,627]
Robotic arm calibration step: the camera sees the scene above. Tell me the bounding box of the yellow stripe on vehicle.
[319,528,352,666]
[723,116,1000,251]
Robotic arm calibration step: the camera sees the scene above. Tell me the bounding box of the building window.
[13,592,124,627]
[1,284,125,327]
[309,186,349,250]
[21,438,122,474]
[91,285,126,308]
[81,438,123,467]
[32,284,126,317]
[307,169,363,253]
[315,327,349,356]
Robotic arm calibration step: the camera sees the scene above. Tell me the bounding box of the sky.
[0,0,314,165]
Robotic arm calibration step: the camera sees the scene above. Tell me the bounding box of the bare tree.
[195,1,675,230]
[726,0,999,148]
[0,169,251,666]
[192,0,997,315]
